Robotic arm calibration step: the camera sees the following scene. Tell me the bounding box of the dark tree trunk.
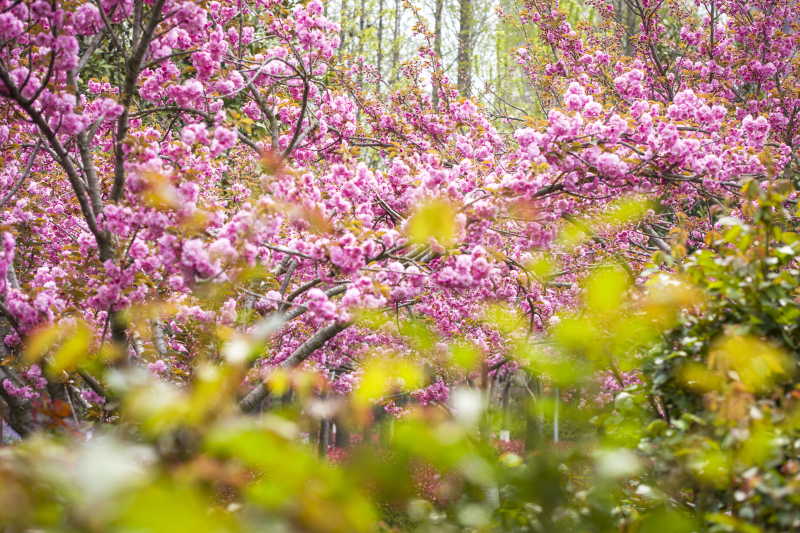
[335,416,351,449]
[309,415,320,447]
[280,389,293,409]
[318,417,331,461]
[258,392,273,413]
[525,377,544,451]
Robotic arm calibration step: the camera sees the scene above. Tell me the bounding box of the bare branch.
[0,140,41,209]
[641,224,671,253]
[238,320,350,413]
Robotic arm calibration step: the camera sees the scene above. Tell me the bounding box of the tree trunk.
[340,0,348,54]
[500,378,511,442]
[280,389,293,410]
[258,393,273,413]
[0,337,34,437]
[335,416,351,449]
[478,365,500,509]
[362,411,373,446]
[46,377,78,424]
[457,0,472,96]
[624,2,637,56]
[525,397,536,451]
[318,417,331,461]
[309,416,320,447]
[432,0,444,109]
[151,319,168,358]
[379,411,391,447]
[478,362,492,446]
[493,21,504,111]
[110,313,130,366]
[0,405,5,445]
[390,0,401,84]
[377,0,385,86]
[525,376,544,451]
[357,0,366,88]
[554,386,559,443]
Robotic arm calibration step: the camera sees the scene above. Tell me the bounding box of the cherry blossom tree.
[0,0,795,452]
[0,0,796,529]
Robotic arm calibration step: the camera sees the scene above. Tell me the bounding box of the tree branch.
[641,224,671,253]
[238,320,350,413]
[0,140,40,209]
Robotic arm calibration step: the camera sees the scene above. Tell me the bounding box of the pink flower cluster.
[412,381,450,406]
[3,379,37,400]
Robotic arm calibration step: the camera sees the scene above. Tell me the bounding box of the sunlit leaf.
[407,198,457,247]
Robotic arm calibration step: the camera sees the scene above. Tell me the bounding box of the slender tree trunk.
[379,411,391,447]
[151,319,168,358]
[390,0,401,84]
[625,3,637,56]
[525,393,535,451]
[478,364,500,509]
[318,417,331,461]
[457,0,472,96]
[537,379,545,444]
[340,0,348,54]
[335,416,351,449]
[494,24,502,111]
[376,0,384,85]
[500,379,511,442]
[309,416,320,447]
[280,389,293,410]
[525,376,544,451]
[478,362,492,446]
[362,411,373,446]
[0,405,5,445]
[432,0,444,109]
[554,386,560,443]
[357,0,366,88]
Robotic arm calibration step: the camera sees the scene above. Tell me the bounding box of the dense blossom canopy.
[0,0,798,527]
[0,0,797,427]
